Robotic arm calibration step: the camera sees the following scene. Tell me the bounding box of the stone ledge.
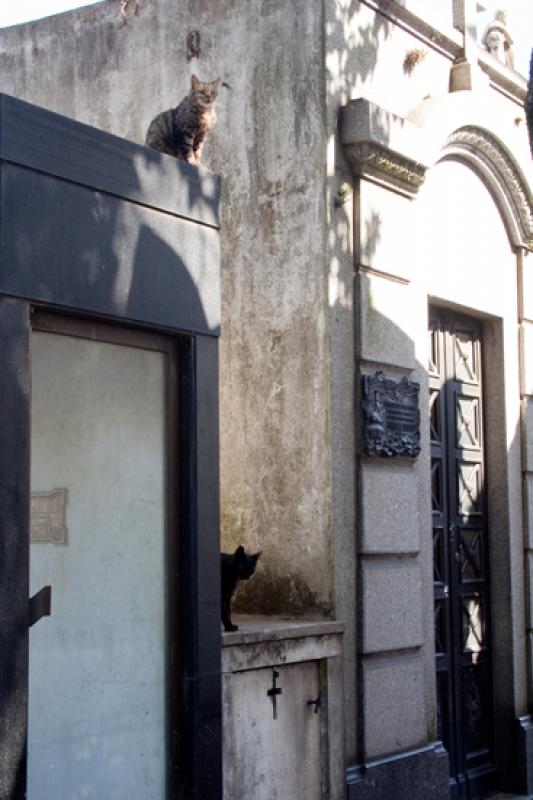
[491,795,533,799]
[359,0,462,58]
[221,616,344,673]
[0,93,221,229]
[477,48,528,104]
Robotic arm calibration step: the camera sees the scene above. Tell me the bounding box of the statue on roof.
[482,9,514,69]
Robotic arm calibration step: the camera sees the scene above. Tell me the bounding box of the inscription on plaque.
[31,489,68,544]
[361,371,421,457]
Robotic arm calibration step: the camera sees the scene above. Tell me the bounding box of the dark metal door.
[429,310,495,799]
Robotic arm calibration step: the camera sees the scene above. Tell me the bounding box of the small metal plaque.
[361,371,421,457]
[31,489,68,544]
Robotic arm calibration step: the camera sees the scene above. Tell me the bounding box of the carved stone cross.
[267,669,282,720]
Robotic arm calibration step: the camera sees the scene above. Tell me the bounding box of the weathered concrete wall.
[0,0,331,615]
[221,620,345,800]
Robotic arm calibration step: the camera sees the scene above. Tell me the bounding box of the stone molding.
[477,48,528,104]
[359,0,462,59]
[342,97,533,246]
[343,141,427,197]
[443,125,533,250]
[340,98,430,198]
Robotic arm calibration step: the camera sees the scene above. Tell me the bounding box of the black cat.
[221,546,261,632]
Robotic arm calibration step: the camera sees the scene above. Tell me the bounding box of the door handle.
[29,585,52,627]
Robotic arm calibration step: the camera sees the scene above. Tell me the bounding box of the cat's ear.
[191,74,200,89]
[214,77,222,90]
[234,545,245,558]
[254,551,262,560]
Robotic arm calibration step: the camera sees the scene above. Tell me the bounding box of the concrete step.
[491,795,533,799]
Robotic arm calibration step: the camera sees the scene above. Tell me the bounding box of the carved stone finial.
[482,9,514,70]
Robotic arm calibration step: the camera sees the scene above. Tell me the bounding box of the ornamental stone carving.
[443,126,533,250]
[361,372,421,457]
[340,98,430,198]
[341,99,532,249]
[343,141,427,196]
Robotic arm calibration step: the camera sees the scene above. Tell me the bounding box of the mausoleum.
[0,1,532,798]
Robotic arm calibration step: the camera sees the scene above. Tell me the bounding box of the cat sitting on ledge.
[221,546,261,632]
[145,74,221,166]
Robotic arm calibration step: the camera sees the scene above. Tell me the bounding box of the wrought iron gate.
[429,310,495,799]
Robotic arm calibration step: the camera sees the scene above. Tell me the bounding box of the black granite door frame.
[0,94,222,800]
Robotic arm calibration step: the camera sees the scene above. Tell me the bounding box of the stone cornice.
[340,98,430,198]
[477,49,528,105]
[342,141,426,197]
[359,0,462,60]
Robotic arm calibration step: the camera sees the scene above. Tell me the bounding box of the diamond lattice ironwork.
[459,530,483,581]
[430,389,441,442]
[433,528,445,582]
[435,600,447,654]
[456,396,480,449]
[462,597,484,652]
[429,326,440,375]
[458,462,481,515]
[429,311,493,789]
[455,333,478,384]
[432,459,443,512]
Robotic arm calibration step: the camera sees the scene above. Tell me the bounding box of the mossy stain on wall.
[233,563,331,617]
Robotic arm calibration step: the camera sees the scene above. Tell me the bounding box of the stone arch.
[439,125,533,250]
[406,91,533,251]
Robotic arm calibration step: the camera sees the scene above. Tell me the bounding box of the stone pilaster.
[341,97,448,799]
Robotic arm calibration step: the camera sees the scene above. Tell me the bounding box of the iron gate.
[429,309,495,799]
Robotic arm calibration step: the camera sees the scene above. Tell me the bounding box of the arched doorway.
[416,132,531,797]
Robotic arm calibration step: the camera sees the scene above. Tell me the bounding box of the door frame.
[29,311,182,796]
[0,94,222,800]
[0,301,221,800]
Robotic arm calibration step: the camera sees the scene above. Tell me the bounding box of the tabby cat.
[221,546,261,632]
[145,74,221,166]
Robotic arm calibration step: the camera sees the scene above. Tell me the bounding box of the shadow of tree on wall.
[327,3,393,89]
[326,0,393,337]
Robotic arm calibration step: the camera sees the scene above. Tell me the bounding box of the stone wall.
[339,44,533,794]
[0,0,332,616]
